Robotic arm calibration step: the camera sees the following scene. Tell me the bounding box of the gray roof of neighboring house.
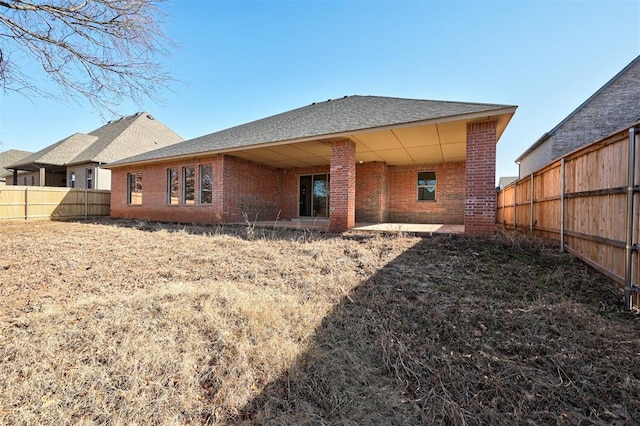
[8,112,183,171]
[498,176,518,189]
[0,149,33,178]
[516,55,640,162]
[109,95,516,166]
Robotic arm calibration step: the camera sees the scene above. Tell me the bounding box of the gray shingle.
[110,95,516,166]
[9,133,98,170]
[8,112,183,170]
[0,149,33,177]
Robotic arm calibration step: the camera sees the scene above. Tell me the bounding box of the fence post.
[85,189,89,219]
[530,173,534,234]
[560,159,565,253]
[24,187,28,220]
[502,187,506,225]
[625,128,637,311]
[513,183,517,229]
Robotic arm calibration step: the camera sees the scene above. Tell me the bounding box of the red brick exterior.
[110,131,493,234]
[329,140,356,231]
[110,155,281,224]
[280,166,330,220]
[222,156,281,222]
[356,161,388,223]
[387,162,465,224]
[465,120,498,235]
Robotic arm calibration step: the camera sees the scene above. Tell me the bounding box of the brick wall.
[356,161,388,223]
[111,155,284,224]
[518,57,640,178]
[110,148,477,230]
[465,120,497,235]
[329,140,356,231]
[221,156,281,222]
[280,165,330,219]
[111,155,225,224]
[387,162,465,224]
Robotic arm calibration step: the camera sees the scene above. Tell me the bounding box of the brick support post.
[465,120,498,235]
[329,139,356,232]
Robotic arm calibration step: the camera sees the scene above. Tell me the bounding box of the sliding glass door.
[299,174,330,217]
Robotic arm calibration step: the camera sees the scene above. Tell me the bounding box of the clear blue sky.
[1,0,639,182]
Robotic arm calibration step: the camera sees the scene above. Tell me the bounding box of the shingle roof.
[109,95,516,166]
[0,149,33,178]
[12,133,99,170]
[8,112,183,170]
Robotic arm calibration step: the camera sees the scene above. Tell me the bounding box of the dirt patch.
[0,219,638,424]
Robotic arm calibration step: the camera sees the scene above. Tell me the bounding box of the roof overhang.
[106,106,516,169]
[7,162,67,173]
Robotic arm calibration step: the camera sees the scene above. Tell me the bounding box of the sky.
[1,0,639,183]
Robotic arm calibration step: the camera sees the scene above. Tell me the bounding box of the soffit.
[228,112,511,168]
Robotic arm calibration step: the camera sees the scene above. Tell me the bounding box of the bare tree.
[0,0,174,111]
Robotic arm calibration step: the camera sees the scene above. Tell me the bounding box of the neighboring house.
[6,112,183,190]
[517,55,640,177]
[497,176,518,190]
[0,149,33,185]
[107,96,516,234]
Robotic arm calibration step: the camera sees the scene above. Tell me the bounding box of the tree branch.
[0,0,176,114]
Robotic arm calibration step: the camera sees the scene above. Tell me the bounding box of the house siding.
[518,137,553,177]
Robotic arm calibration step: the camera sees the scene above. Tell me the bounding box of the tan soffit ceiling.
[228,113,512,168]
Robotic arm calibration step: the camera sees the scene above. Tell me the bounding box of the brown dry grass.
[0,219,638,425]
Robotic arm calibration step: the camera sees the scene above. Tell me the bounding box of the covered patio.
[108,96,517,235]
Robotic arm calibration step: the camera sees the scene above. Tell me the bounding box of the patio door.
[299,174,330,217]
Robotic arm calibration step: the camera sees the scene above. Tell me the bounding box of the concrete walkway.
[238,219,464,234]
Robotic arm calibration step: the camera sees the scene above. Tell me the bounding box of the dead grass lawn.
[0,219,638,425]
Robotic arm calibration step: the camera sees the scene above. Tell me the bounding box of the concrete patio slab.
[235,219,464,234]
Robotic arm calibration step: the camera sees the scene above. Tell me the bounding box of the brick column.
[465,120,498,235]
[329,139,356,232]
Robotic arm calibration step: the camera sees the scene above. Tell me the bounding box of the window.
[417,171,436,201]
[70,171,76,188]
[23,176,27,185]
[199,164,212,204]
[31,176,35,186]
[86,168,93,189]
[167,169,179,205]
[182,167,195,205]
[128,172,143,205]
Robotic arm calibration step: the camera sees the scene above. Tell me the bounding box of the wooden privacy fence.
[497,124,640,310]
[0,186,110,220]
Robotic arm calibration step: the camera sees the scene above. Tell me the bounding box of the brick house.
[107,96,516,234]
[6,112,183,189]
[516,55,640,177]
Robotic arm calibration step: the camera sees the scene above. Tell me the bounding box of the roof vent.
[146,114,155,120]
